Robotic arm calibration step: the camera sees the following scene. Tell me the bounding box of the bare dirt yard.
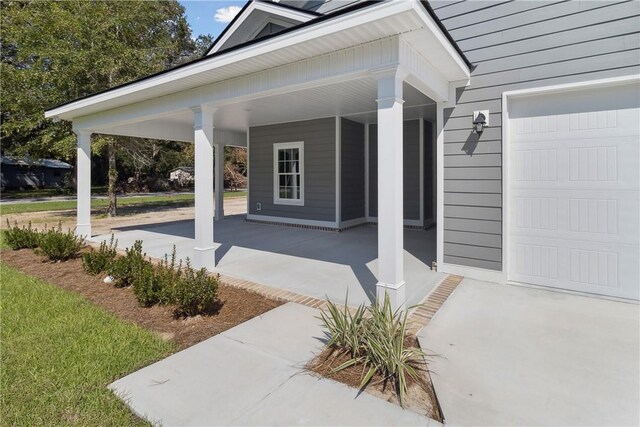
[1,195,247,236]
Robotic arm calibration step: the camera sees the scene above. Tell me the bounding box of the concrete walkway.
[419,279,640,426]
[111,303,439,426]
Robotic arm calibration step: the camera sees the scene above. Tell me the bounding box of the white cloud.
[214,6,241,23]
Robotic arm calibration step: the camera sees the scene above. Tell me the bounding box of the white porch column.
[214,143,224,221]
[75,130,92,238]
[374,66,407,311]
[192,106,216,270]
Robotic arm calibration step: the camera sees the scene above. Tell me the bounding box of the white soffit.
[46,1,469,121]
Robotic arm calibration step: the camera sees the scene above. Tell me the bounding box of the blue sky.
[180,0,248,39]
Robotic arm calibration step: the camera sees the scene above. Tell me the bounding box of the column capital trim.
[73,129,93,138]
[369,64,409,81]
[376,96,405,107]
[192,104,216,131]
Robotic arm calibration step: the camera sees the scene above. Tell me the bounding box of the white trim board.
[440,263,503,284]
[273,141,305,206]
[335,116,341,224]
[207,1,316,55]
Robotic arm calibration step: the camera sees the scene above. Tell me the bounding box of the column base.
[75,223,91,239]
[193,246,216,271]
[376,281,406,312]
[214,210,224,221]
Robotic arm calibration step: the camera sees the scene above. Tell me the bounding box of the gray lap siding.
[436,0,640,271]
[340,118,366,222]
[248,118,336,222]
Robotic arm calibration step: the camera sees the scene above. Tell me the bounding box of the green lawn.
[0,186,108,200]
[1,191,246,215]
[0,262,175,426]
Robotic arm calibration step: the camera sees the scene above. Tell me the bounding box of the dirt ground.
[307,338,443,422]
[1,196,247,236]
[1,245,281,350]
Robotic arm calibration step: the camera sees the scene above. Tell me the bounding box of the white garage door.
[507,81,639,300]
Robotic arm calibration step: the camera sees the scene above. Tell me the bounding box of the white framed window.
[273,141,304,206]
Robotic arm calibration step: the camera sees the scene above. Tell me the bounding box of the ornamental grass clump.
[82,234,118,275]
[319,293,427,406]
[37,223,85,261]
[4,219,40,250]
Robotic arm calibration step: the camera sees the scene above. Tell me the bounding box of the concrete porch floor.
[92,215,444,307]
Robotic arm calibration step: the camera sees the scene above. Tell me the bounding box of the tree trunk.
[107,138,117,217]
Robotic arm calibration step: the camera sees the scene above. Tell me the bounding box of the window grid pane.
[276,147,301,201]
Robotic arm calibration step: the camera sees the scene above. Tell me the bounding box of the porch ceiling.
[97,78,436,141]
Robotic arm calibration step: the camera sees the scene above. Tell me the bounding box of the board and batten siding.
[248,118,336,222]
[340,118,366,222]
[432,0,640,271]
[369,120,422,221]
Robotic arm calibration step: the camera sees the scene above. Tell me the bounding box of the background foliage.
[0,1,241,193]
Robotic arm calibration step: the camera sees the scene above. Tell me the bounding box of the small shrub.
[82,235,118,275]
[131,261,159,307]
[156,247,183,306]
[169,259,219,317]
[4,219,40,250]
[108,240,150,288]
[37,223,85,261]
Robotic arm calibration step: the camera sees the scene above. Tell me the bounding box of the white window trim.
[273,141,304,206]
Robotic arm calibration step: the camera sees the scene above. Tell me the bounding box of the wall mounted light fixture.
[473,110,489,134]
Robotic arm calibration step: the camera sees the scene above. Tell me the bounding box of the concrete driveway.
[419,279,639,426]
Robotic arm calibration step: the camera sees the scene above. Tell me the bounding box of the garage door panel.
[510,136,639,190]
[507,81,639,300]
[509,236,639,300]
[508,109,640,143]
[511,191,639,245]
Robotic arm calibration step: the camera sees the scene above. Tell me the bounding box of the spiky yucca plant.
[319,293,366,358]
[320,293,427,406]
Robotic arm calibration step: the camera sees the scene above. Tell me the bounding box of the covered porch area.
[93,215,444,307]
[46,1,471,310]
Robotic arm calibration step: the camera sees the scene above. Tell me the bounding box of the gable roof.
[205,0,321,55]
[45,1,472,118]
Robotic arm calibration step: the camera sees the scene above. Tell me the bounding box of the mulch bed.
[306,336,444,422]
[1,247,283,350]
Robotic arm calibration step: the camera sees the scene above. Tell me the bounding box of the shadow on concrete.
[111,214,438,305]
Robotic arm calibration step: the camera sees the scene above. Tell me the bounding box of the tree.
[1,0,201,214]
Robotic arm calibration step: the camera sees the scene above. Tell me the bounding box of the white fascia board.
[400,37,449,102]
[410,1,470,81]
[45,1,414,121]
[207,1,316,55]
[502,74,640,99]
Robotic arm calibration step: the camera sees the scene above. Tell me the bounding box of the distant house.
[169,166,194,186]
[1,156,72,190]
